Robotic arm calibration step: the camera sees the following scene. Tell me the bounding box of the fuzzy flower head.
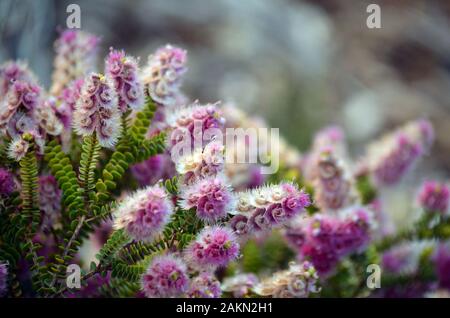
[38,175,62,229]
[7,136,30,161]
[141,255,189,298]
[254,261,320,298]
[187,272,222,298]
[50,29,99,96]
[186,226,240,269]
[114,185,174,242]
[0,168,15,196]
[221,273,259,297]
[105,49,144,113]
[57,78,84,128]
[142,44,187,106]
[180,176,234,222]
[167,102,225,154]
[175,140,225,185]
[35,98,64,136]
[418,181,450,215]
[0,262,7,297]
[367,119,434,186]
[73,73,122,148]
[231,183,310,236]
[0,60,36,97]
[312,149,354,211]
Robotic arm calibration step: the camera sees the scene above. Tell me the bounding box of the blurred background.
[1,0,449,175]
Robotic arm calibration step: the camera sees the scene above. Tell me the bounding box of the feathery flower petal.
[187,272,222,298]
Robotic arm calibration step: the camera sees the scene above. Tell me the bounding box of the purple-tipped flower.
[0,168,15,196]
[313,149,353,211]
[7,136,30,161]
[141,255,189,298]
[51,29,99,95]
[368,119,434,186]
[38,175,62,229]
[433,243,450,290]
[0,61,36,97]
[0,80,41,139]
[222,273,259,297]
[114,185,174,242]
[143,44,187,106]
[131,153,175,187]
[57,78,84,128]
[180,176,234,222]
[35,98,64,137]
[187,272,222,298]
[73,73,122,148]
[186,226,240,268]
[0,262,7,297]
[105,49,144,113]
[418,181,449,214]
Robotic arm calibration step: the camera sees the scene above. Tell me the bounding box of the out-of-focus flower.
[418,181,449,214]
[142,44,187,106]
[105,49,144,113]
[289,207,375,275]
[221,273,259,297]
[185,226,240,268]
[73,73,122,148]
[57,78,84,128]
[50,29,99,96]
[187,272,222,298]
[7,136,30,161]
[141,255,189,298]
[0,168,15,196]
[254,261,320,298]
[433,243,450,290]
[366,119,434,186]
[175,140,225,185]
[0,61,36,98]
[312,148,354,211]
[0,262,8,297]
[35,98,64,136]
[382,241,435,275]
[231,183,310,237]
[180,176,234,222]
[38,175,62,229]
[131,153,175,186]
[113,185,174,242]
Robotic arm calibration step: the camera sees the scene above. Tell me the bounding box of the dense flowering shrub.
[1,28,450,299]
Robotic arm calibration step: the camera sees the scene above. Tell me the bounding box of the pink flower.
[141,255,189,298]
[73,73,122,148]
[0,60,36,96]
[105,49,144,112]
[187,272,222,298]
[114,185,174,242]
[418,181,449,214]
[142,44,187,106]
[186,226,240,268]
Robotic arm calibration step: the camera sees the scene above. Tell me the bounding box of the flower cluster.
[286,207,374,275]
[58,78,84,128]
[312,148,354,211]
[141,255,189,298]
[73,73,122,148]
[417,180,449,215]
[35,98,64,137]
[382,240,435,275]
[0,61,36,97]
[175,140,225,185]
[366,119,434,186]
[131,153,175,187]
[254,261,320,298]
[185,226,240,269]
[0,262,7,297]
[187,272,222,298]
[38,175,62,229]
[0,168,15,196]
[50,30,99,96]
[114,185,174,242]
[180,176,234,222]
[221,273,259,297]
[229,183,310,237]
[142,44,187,106]
[105,49,144,113]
